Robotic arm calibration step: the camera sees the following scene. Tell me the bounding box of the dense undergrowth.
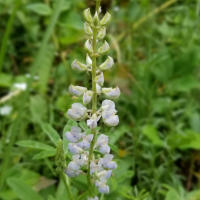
[0,0,200,199]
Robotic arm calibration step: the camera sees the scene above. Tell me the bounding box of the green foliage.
[0,0,200,199]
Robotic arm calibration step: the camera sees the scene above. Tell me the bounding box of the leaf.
[142,125,164,147]
[42,123,60,146]
[17,140,55,151]
[26,3,52,16]
[33,150,56,160]
[165,188,180,200]
[0,73,12,87]
[7,178,43,200]
[30,95,47,124]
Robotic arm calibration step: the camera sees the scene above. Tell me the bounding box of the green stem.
[87,0,101,196]
[61,173,74,200]
[0,0,21,72]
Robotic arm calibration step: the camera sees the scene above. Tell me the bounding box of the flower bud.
[98,41,110,54]
[96,83,101,94]
[87,114,98,129]
[69,85,87,96]
[83,8,93,23]
[93,12,99,26]
[66,161,81,177]
[102,87,120,99]
[65,126,83,143]
[68,143,83,154]
[96,72,104,86]
[85,39,93,53]
[99,56,114,70]
[86,54,92,66]
[67,103,87,121]
[72,59,88,71]
[100,12,111,25]
[97,27,106,40]
[83,90,93,104]
[84,22,93,35]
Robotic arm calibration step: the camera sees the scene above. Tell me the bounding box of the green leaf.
[0,73,12,87]
[17,140,55,151]
[165,188,180,200]
[33,150,56,160]
[142,125,164,147]
[42,123,60,146]
[7,178,43,200]
[26,3,52,16]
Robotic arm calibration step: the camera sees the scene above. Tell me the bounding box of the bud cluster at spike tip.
[65,4,120,197]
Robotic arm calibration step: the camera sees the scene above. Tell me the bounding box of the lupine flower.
[102,87,120,99]
[67,103,87,120]
[65,4,119,197]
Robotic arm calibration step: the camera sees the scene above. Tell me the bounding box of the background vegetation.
[0,0,200,199]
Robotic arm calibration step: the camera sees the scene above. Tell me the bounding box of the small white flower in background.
[13,83,27,91]
[88,196,99,200]
[67,103,87,121]
[69,85,87,97]
[0,105,12,116]
[102,87,120,99]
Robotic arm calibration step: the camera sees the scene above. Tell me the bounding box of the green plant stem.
[87,0,101,196]
[61,172,74,200]
[0,0,21,72]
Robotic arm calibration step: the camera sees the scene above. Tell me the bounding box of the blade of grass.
[0,0,21,72]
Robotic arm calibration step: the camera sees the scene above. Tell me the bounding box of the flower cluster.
[65,4,120,198]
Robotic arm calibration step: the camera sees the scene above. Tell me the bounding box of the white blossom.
[100,12,111,25]
[72,59,88,71]
[95,181,109,194]
[65,126,83,143]
[68,143,83,154]
[96,72,104,86]
[66,161,81,177]
[86,54,92,66]
[85,39,93,53]
[96,83,101,94]
[0,105,12,116]
[98,41,110,54]
[77,134,93,150]
[84,22,93,35]
[13,83,27,91]
[67,103,87,121]
[102,87,120,99]
[99,56,114,71]
[97,27,106,39]
[83,8,93,23]
[87,113,99,129]
[83,90,93,104]
[69,85,87,96]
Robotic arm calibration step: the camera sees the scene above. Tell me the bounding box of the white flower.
[96,134,110,154]
[99,56,114,71]
[98,41,110,54]
[69,85,87,96]
[13,83,27,91]
[102,87,120,99]
[65,126,83,143]
[85,40,93,53]
[0,105,12,116]
[88,197,99,200]
[99,154,117,169]
[86,54,92,66]
[77,134,93,150]
[87,113,99,129]
[68,143,83,154]
[102,99,116,111]
[83,8,93,23]
[84,22,93,35]
[97,27,106,39]
[72,59,88,71]
[67,103,87,121]
[103,114,119,127]
[96,72,104,86]
[83,91,93,104]
[95,181,109,194]
[66,161,81,177]
[72,152,88,166]
[96,83,101,94]
[100,12,111,25]
[97,170,112,180]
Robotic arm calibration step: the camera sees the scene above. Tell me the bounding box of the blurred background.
[0,0,200,199]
